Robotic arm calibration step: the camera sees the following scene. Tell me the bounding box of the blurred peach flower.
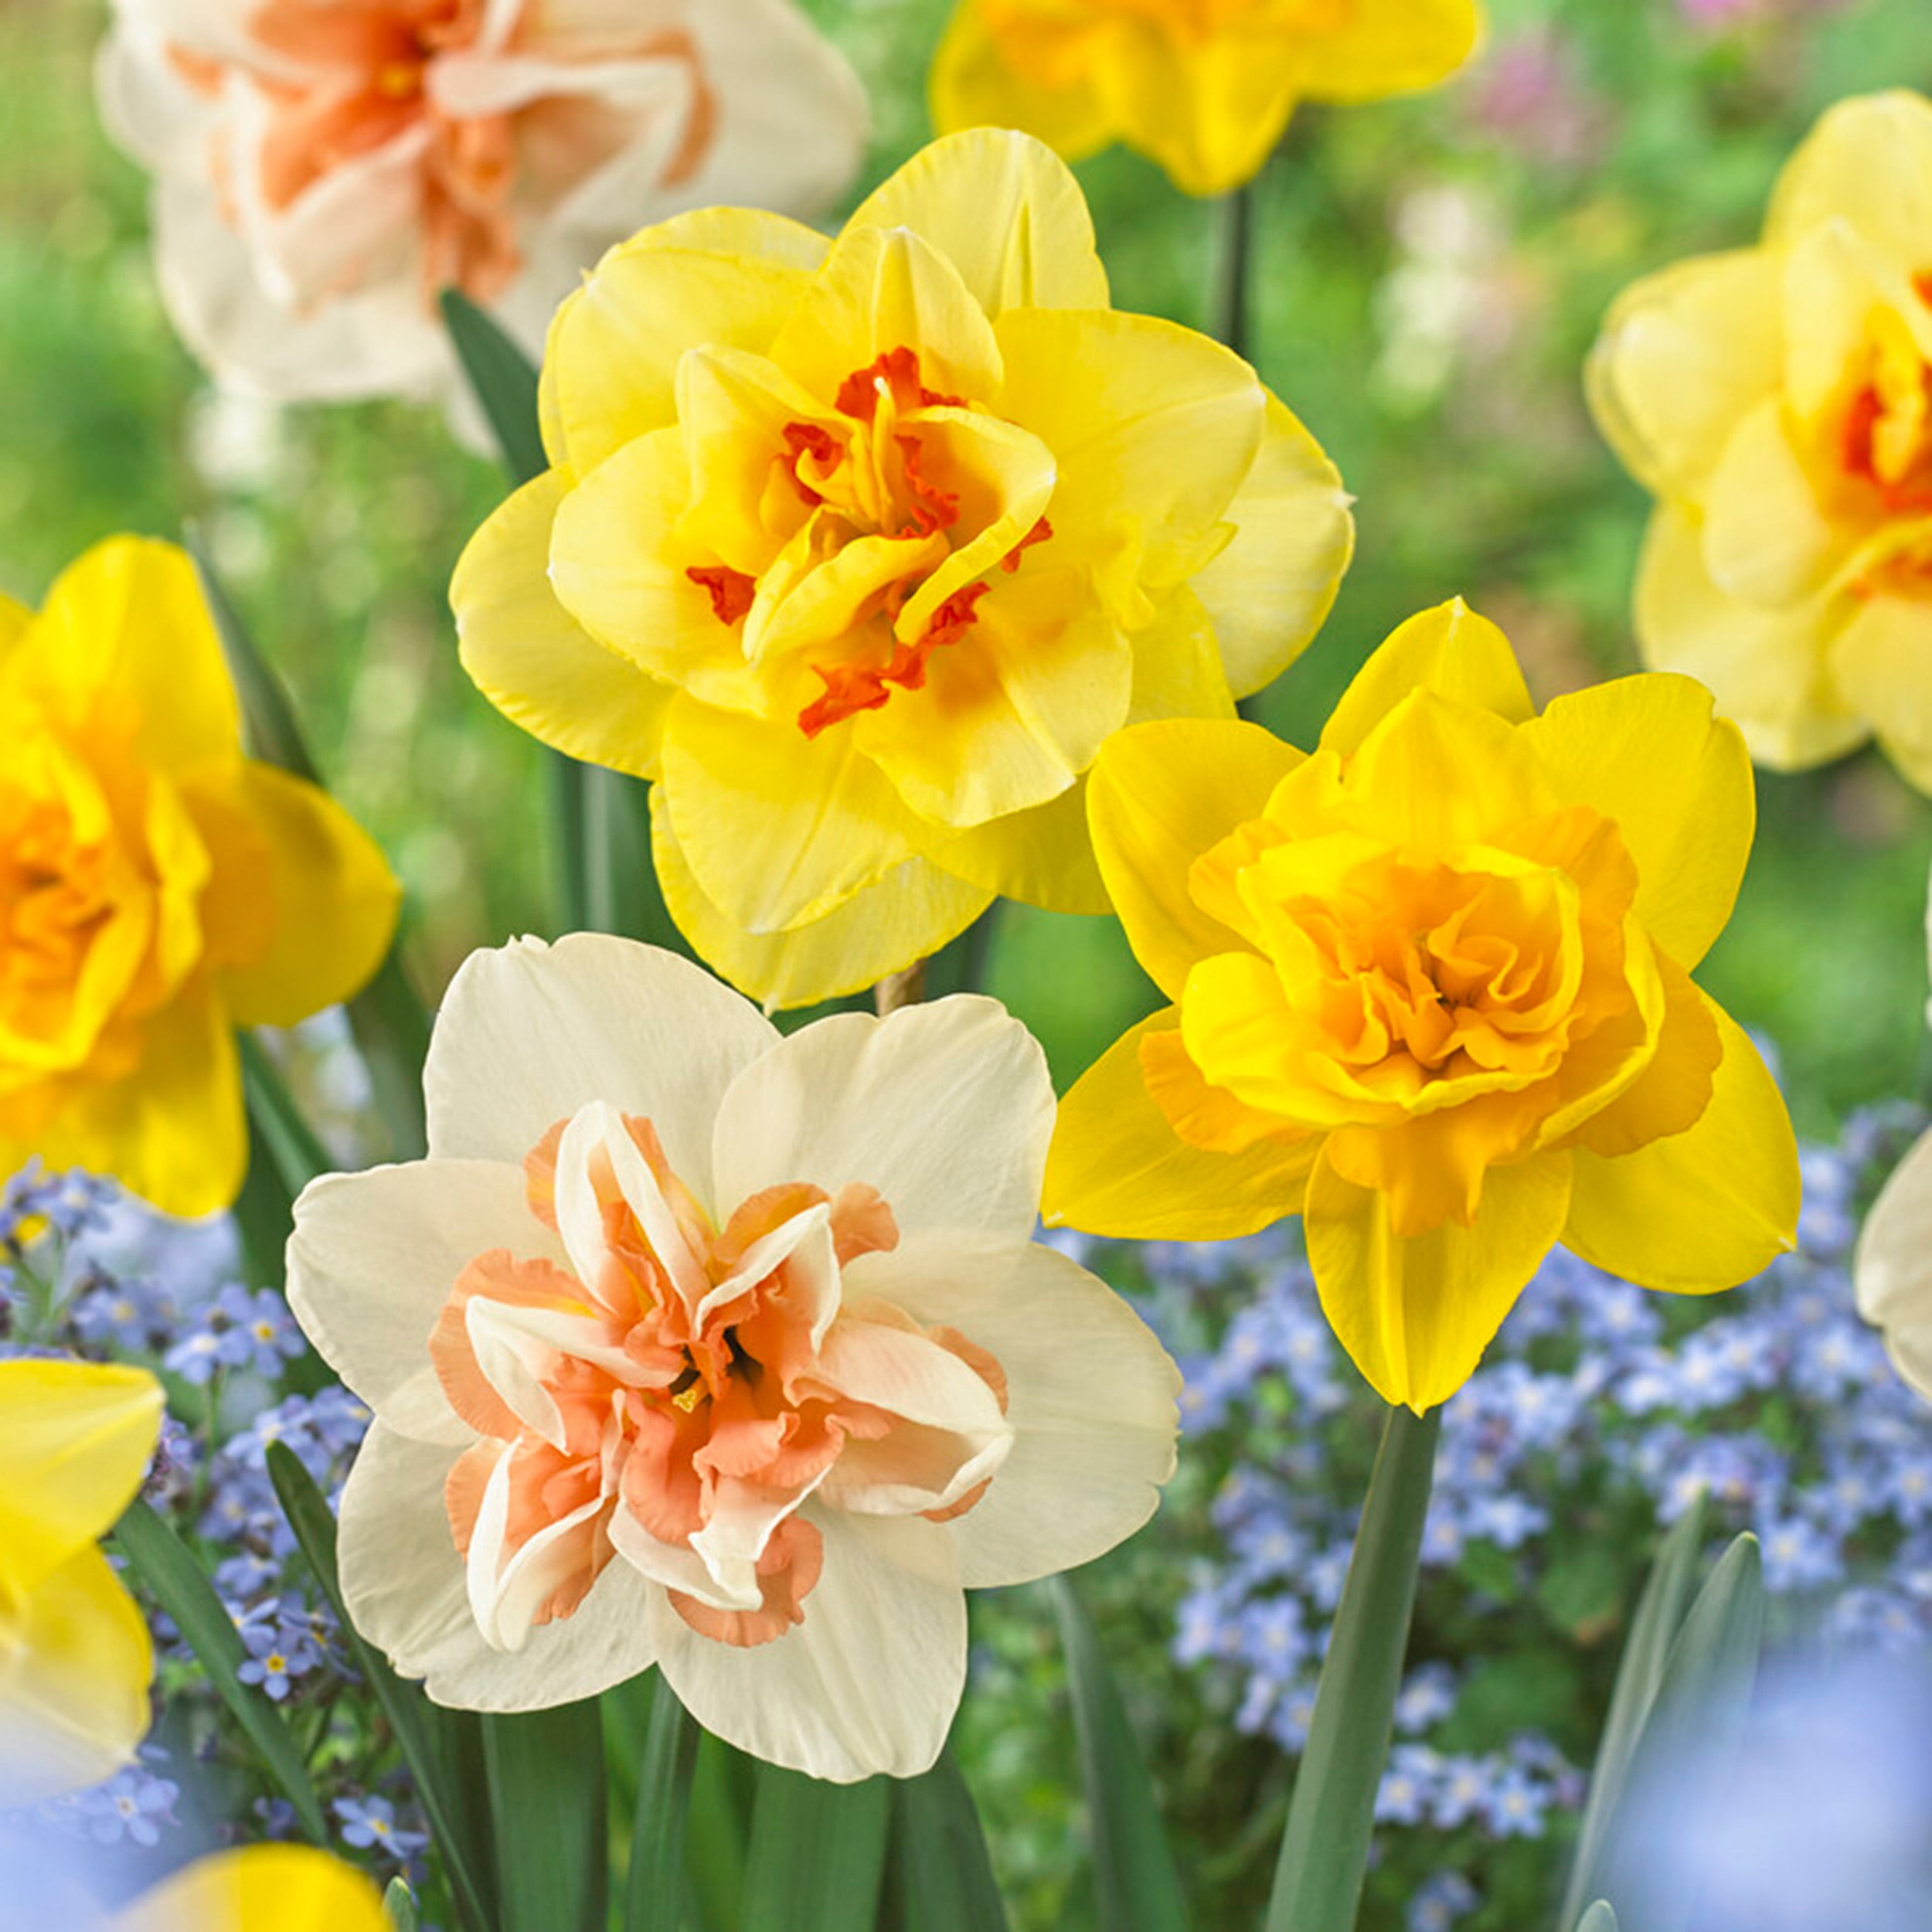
[97,0,868,403]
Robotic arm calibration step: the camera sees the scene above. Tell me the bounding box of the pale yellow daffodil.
[0,1359,164,1805]
[454,129,1353,1008]
[1590,91,1932,790]
[1044,600,1799,1413]
[931,0,1484,197]
[0,538,400,1215]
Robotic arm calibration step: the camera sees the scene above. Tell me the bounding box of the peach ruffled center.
[431,1102,1011,1651]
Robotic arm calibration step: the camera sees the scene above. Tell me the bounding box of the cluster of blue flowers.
[1084,1102,1932,1932]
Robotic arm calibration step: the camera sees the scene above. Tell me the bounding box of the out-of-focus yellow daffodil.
[454,128,1353,1008]
[1590,91,1932,790]
[931,0,1483,197]
[0,538,400,1215]
[113,1845,388,1932]
[1044,600,1799,1413]
[0,1359,163,1805]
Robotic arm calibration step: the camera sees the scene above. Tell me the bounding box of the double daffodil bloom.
[0,539,400,1214]
[1045,601,1800,1412]
[931,0,1483,197]
[0,1359,163,1805]
[454,129,1353,1008]
[1590,92,1932,788]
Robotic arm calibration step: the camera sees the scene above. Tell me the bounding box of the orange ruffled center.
[1836,272,1932,595]
[432,1103,1012,1651]
[683,345,1054,740]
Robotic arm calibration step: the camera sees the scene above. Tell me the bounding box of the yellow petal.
[1305,1144,1573,1413]
[1519,672,1755,969]
[1192,395,1355,699]
[1087,717,1304,999]
[927,782,1112,915]
[1297,0,1484,103]
[1319,598,1532,757]
[115,1845,389,1932]
[182,763,399,1028]
[0,1361,164,1598]
[1634,503,1864,771]
[651,794,990,1009]
[1831,591,1932,793]
[1586,248,1784,500]
[1778,219,1932,427]
[1699,397,1842,608]
[660,696,926,934]
[453,471,673,781]
[1126,587,1238,728]
[1766,90,1932,267]
[0,1545,154,1807]
[1043,1007,1317,1240]
[1563,944,1721,1156]
[1563,996,1798,1294]
[19,538,240,773]
[542,231,817,477]
[844,126,1110,316]
[0,590,29,656]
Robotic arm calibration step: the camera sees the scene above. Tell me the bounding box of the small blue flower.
[335,1794,429,1863]
[70,1767,179,1847]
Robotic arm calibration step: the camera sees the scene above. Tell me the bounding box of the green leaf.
[112,1498,328,1843]
[1560,1494,1709,1930]
[1050,1575,1188,1932]
[1264,1402,1441,1932]
[384,1880,420,1932]
[740,1765,892,1932]
[484,1704,609,1932]
[892,1745,1010,1932]
[440,287,546,486]
[267,1444,498,1932]
[1575,1905,1620,1932]
[189,533,321,785]
[233,1094,300,1289]
[624,1679,700,1932]
[239,1031,332,1196]
[687,1732,750,1931]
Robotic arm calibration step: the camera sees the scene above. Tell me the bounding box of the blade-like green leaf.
[624,1679,700,1932]
[440,288,546,486]
[112,1499,328,1842]
[1560,1494,1710,1929]
[893,1745,1010,1932]
[239,1031,332,1194]
[1575,1904,1620,1932]
[1264,1402,1441,1932]
[233,1094,300,1289]
[189,534,321,785]
[1051,1575,1188,1932]
[384,1879,420,1932]
[687,1732,750,1932]
[484,1704,609,1932]
[267,1444,498,1932]
[740,1766,892,1932]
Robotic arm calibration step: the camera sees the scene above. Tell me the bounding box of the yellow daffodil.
[1589,91,1932,789]
[930,0,1484,198]
[1,538,400,1214]
[113,1846,387,1932]
[454,129,1353,1008]
[1044,600,1800,1413]
[0,1359,164,1805]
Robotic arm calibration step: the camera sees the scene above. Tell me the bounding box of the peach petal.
[669,1514,824,1649]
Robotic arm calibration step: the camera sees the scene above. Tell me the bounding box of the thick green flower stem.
[1213,182,1254,368]
[1264,1401,1442,1932]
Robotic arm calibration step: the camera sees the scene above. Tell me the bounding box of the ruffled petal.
[1320,599,1533,757]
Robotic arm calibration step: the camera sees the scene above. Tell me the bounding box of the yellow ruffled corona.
[1044,601,1799,1413]
[453,128,1354,1008]
[0,538,400,1215]
[1589,91,1932,789]
[931,0,1483,197]
[0,1359,164,1805]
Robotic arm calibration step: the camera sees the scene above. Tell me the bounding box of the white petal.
[609,1498,760,1614]
[709,996,1053,1248]
[1855,1125,1932,1403]
[338,1423,657,1711]
[287,1159,555,1447]
[649,1510,964,1782]
[695,1201,834,1337]
[553,1099,708,1307]
[424,935,778,1194]
[847,1235,1181,1587]
[465,1452,611,1651]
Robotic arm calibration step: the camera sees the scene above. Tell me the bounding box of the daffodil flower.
[289,934,1179,1781]
[453,129,1353,1007]
[1045,600,1800,1413]
[113,1846,386,1932]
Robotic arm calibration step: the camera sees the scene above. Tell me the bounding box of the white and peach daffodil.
[97,0,868,405]
[287,934,1179,1781]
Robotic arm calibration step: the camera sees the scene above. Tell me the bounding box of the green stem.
[1264,1402,1440,1932]
[1213,182,1255,366]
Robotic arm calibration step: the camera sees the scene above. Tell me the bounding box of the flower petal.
[423,934,777,1185]
[114,1846,389,1932]
[1855,1125,1932,1403]
[1305,1145,1574,1413]
[1298,0,1482,101]
[1831,593,1932,793]
[1765,90,1932,266]
[1319,599,1532,757]
[927,782,1110,916]
[1699,397,1842,608]
[648,1509,964,1783]
[1563,998,1798,1294]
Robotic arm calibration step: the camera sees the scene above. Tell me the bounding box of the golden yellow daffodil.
[1590,91,1932,789]
[1044,601,1800,1413]
[930,0,1483,198]
[454,129,1353,1008]
[1,538,400,1215]
[113,1846,387,1932]
[0,1359,164,1804]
